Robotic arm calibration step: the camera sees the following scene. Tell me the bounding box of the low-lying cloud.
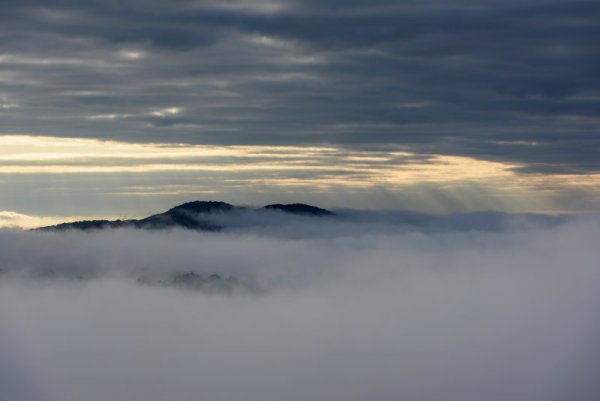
[1,214,599,401]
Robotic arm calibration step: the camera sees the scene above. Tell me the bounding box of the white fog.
[1,213,599,401]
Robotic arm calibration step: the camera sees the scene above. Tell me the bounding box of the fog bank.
[1,215,599,401]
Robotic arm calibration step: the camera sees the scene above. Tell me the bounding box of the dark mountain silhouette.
[263,203,335,216]
[38,201,335,232]
[135,201,233,231]
[168,201,236,214]
[42,219,135,231]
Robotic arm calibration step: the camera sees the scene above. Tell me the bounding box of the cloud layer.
[0,0,598,174]
[1,215,599,401]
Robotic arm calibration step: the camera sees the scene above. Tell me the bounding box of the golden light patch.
[1,135,598,214]
[0,135,514,183]
[0,211,108,229]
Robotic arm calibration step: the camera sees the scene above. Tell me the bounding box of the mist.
[1,213,599,401]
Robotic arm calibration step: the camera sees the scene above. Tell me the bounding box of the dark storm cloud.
[0,0,598,172]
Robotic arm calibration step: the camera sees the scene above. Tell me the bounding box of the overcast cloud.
[0,0,598,174]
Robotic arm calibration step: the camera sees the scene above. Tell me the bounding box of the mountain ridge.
[37,201,336,232]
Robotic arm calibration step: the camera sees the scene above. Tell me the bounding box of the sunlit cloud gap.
[1,135,599,215]
[0,134,526,188]
[0,135,515,178]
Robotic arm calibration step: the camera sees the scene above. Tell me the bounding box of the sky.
[1,0,599,223]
